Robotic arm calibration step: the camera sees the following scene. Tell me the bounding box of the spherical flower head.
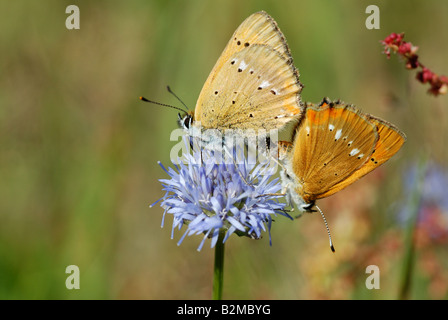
[153,135,291,251]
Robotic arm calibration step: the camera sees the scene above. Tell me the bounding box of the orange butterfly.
[279,98,406,211]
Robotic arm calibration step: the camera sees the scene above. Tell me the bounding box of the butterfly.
[178,11,304,133]
[142,11,407,251]
[279,98,406,212]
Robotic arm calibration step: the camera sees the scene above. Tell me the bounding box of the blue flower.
[153,135,291,251]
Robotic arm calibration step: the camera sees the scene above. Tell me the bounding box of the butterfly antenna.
[166,86,190,112]
[139,96,188,114]
[316,205,335,253]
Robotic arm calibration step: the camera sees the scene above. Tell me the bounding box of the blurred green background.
[1,0,447,299]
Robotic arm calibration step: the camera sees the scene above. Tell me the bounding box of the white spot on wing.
[350,148,360,156]
[238,60,248,71]
[259,80,270,88]
[335,129,342,140]
[329,124,335,131]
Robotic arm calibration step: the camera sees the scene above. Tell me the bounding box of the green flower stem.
[398,157,427,300]
[212,231,225,300]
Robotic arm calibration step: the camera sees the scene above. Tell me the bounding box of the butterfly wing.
[195,44,302,130]
[316,114,406,197]
[194,11,303,130]
[212,11,294,64]
[290,100,379,203]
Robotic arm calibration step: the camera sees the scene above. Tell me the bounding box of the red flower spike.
[382,32,447,96]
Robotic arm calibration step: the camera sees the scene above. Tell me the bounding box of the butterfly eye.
[178,113,193,130]
[301,201,315,212]
[186,116,193,129]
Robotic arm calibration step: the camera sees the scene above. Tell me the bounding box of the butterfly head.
[177,111,195,130]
